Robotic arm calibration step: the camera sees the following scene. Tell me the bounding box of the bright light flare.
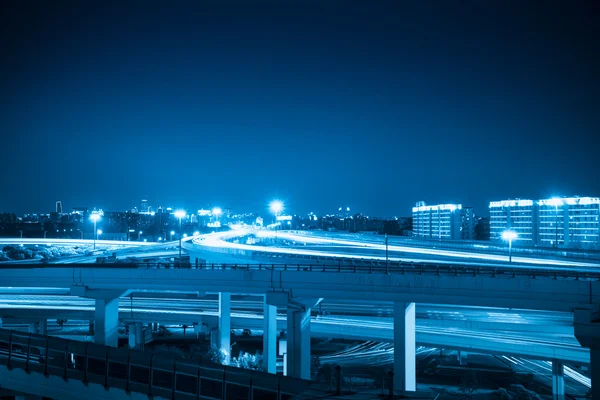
[502,230,518,241]
[89,213,101,222]
[547,198,563,207]
[212,207,222,216]
[174,210,186,219]
[269,200,283,216]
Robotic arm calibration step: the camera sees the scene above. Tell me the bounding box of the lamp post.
[269,200,283,229]
[548,198,562,248]
[502,230,518,263]
[139,231,143,241]
[385,233,389,273]
[175,210,186,260]
[170,230,175,241]
[89,212,101,250]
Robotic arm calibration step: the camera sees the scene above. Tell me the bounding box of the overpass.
[0,303,587,365]
[0,262,598,398]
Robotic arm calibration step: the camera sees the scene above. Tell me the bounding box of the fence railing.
[3,259,599,281]
[0,329,308,400]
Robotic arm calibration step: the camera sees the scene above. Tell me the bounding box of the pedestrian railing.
[0,329,309,400]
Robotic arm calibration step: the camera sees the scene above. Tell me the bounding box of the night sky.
[2,1,598,217]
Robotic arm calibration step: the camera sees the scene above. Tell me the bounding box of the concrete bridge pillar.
[286,305,311,380]
[394,302,416,394]
[263,298,277,374]
[38,319,47,335]
[458,350,468,366]
[265,292,321,380]
[28,322,38,334]
[95,298,119,347]
[71,287,126,348]
[551,360,564,400]
[574,308,600,400]
[128,322,144,350]
[218,292,231,364]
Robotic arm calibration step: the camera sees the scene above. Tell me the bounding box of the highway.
[192,229,600,269]
[3,230,600,270]
[0,293,586,365]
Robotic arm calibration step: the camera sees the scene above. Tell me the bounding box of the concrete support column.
[263,299,277,374]
[574,308,600,400]
[128,324,136,349]
[394,302,416,394]
[458,350,468,366]
[28,322,38,334]
[218,292,231,364]
[95,298,119,347]
[128,322,144,350]
[286,306,311,380]
[551,360,564,400]
[88,320,94,335]
[136,322,144,350]
[0,317,3,328]
[38,319,47,335]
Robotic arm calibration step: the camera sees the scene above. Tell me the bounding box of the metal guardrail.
[0,329,308,400]
[2,259,598,281]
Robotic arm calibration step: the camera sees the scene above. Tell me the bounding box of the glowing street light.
[502,230,518,263]
[139,231,143,241]
[193,231,200,236]
[269,200,283,217]
[89,212,101,250]
[212,207,222,218]
[174,210,186,260]
[170,230,175,241]
[97,229,102,236]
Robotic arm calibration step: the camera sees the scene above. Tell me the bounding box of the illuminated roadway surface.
[0,293,586,364]
[192,229,600,269]
[0,231,595,392]
[3,230,600,269]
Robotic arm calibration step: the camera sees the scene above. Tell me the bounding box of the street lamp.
[548,198,562,248]
[170,230,175,241]
[385,233,389,273]
[502,230,518,263]
[269,200,283,217]
[174,210,186,260]
[89,212,101,250]
[269,200,283,230]
[212,207,222,220]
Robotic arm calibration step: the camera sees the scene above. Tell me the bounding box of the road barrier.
[2,260,599,281]
[0,328,309,400]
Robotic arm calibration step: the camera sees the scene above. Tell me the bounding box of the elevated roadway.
[0,294,585,364]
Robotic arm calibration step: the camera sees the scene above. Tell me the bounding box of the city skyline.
[2,2,598,217]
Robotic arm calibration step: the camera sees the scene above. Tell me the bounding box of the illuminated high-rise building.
[489,197,600,248]
[412,202,463,240]
[489,199,537,244]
